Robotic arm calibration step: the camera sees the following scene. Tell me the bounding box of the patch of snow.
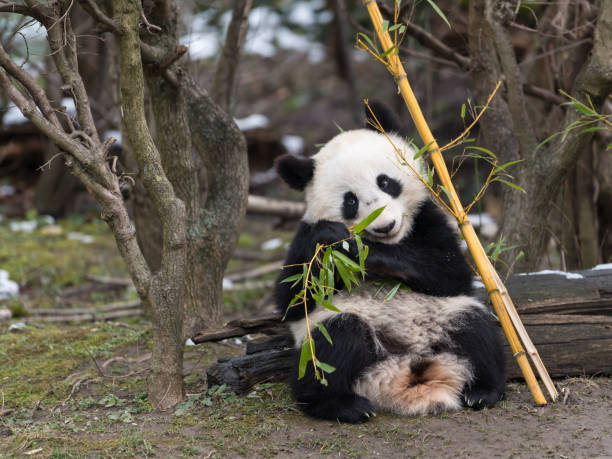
[281,135,305,155]
[592,263,612,271]
[104,130,122,147]
[60,97,76,116]
[251,168,277,187]
[222,278,234,289]
[261,237,283,251]
[234,114,270,131]
[472,280,485,289]
[185,338,196,346]
[10,220,37,233]
[0,185,15,197]
[9,322,26,332]
[0,270,19,300]
[234,338,243,345]
[68,232,94,244]
[518,269,584,280]
[3,105,28,125]
[40,215,55,226]
[468,213,499,239]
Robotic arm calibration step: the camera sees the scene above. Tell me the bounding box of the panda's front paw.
[463,387,504,410]
[312,220,350,247]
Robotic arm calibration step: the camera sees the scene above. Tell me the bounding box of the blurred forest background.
[1,0,610,274]
[1,1,611,456]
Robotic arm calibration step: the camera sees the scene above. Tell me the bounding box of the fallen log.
[247,195,305,219]
[202,267,612,393]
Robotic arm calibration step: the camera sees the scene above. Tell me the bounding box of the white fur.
[303,130,428,244]
[290,285,484,352]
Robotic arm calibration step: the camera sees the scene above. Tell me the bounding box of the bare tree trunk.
[468,0,612,272]
[133,1,250,338]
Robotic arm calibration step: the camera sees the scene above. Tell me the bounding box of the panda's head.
[276,102,428,244]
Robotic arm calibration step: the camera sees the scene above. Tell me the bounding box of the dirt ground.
[0,214,610,458]
[1,329,611,458]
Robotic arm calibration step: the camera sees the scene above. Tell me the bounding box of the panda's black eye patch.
[342,191,359,220]
[377,174,401,198]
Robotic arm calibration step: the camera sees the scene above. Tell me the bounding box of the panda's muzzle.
[372,221,395,234]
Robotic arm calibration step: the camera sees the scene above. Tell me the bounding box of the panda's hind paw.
[463,388,503,411]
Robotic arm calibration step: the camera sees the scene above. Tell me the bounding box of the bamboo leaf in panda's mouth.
[352,206,386,234]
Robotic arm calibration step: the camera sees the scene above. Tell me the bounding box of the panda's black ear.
[365,100,402,133]
[275,154,315,190]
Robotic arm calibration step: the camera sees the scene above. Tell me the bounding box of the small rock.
[0,309,11,322]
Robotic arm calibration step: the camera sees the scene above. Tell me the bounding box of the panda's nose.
[373,221,395,234]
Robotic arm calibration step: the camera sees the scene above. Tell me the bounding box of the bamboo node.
[513,351,526,358]
[487,288,500,296]
[457,220,470,228]
[363,0,377,6]
[395,73,408,83]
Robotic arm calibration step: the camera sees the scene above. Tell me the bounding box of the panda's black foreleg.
[291,313,379,423]
[276,221,351,321]
[448,309,506,410]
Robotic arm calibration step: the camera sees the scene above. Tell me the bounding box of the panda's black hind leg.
[297,394,375,423]
[290,313,379,423]
[449,308,506,410]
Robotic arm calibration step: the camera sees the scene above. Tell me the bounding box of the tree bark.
[469,0,612,273]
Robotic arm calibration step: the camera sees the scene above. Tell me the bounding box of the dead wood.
[202,268,612,393]
[247,195,305,219]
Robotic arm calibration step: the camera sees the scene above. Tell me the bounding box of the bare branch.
[46,18,100,144]
[0,69,92,168]
[0,1,51,24]
[79,0,119,33]
[211,0,253,112]
[403,22,471,70]
[0,41,61,128]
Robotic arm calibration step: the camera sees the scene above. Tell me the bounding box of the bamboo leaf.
[322,247,333,268]
[315,322,333,345]
[316,360,336,373]
[492,159,523,175]
[357,32,378,53]
[497,179,526,193]
[380,45,397,59]
[280,273,303,284]
[298,338,313,379]
[466,146,496,159]
[388,23,403,32]
[385,282,401,301]
[333,121,344,133]
[333,257,352,291]
[425,0,451,28]
[381,19,390,33]
[331,250,361,271]
[413,141,434,160]
[353,206,386,234]
[460,103,466,120]
[319,299,342,313]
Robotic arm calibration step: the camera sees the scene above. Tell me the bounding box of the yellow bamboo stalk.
[363,0,558,404]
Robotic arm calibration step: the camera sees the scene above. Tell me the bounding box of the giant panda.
[274,102,506,423]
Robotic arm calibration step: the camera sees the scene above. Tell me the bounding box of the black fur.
[446,309,506,410]
[275,154,315,191]
[275,199,473,322]
[365,100,402,133]
[377,174,402,198]
[291,314,378,423]
[276,220,349,321]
